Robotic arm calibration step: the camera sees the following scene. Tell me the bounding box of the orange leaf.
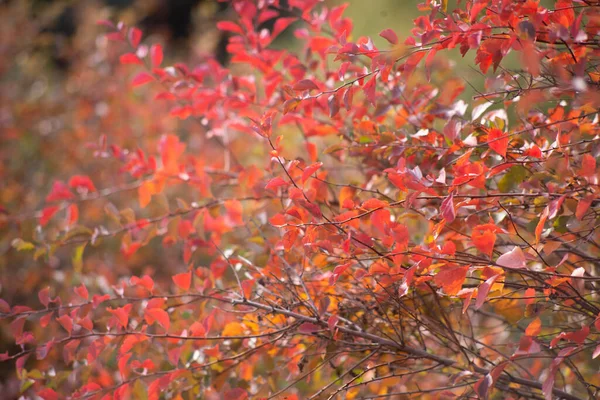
[222,321,245,336]
[241,279,255,299]
[472,226,496,257]
[138,181,155,208]
[265,177,289,191]
[283,98,301,114]
[525,317,542,336]
[579,154,596,177]
[172,271,192,291]
[535,206,549,244]
[434,265,469,296]
[361,198,388,210]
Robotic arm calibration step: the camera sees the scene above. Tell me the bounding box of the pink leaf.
[496,246,527,269]
[593,344,600,359]
[298,322,321,333]
[440,192,456,223]
[475,274,501,309]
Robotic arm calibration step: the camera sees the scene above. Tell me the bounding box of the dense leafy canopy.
[2,0,600,399]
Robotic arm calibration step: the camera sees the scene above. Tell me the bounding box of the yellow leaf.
[222,322,245,337]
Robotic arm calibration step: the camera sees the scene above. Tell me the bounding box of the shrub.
[2,0,600,399]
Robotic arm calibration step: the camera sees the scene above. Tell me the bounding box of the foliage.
[2,0,600,399]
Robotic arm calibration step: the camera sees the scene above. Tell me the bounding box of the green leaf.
[497,165,527,192]
[72,244,86,273]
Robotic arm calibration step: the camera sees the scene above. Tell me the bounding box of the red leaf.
[145,308,170,331]
[293,79,319,91]
[575,194,593,220]
[131,72,154,87]
[487,128,509,157]
[74,284,89,300]
[363,75,377,105]
[150,44,163,68]
[93,294,111,307]
[298,322,321,333]
[46,181,75,202]
[330,262,352,285]
[379,28,398,45]
[120,53,143,65]
[69,175,96,192]
[271,17,297,41]
[57,315,73,335]
[224,389,248,400]
[524,145,542,158]
[128,27,142,47]
[38,388,59,400]
[216,21,244,35]
[302,162,323,184]
[130,275,154,292]
[172,271,192,291]
[40,206,60,226]
[108,304,132,329]
[39,287,51,307]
